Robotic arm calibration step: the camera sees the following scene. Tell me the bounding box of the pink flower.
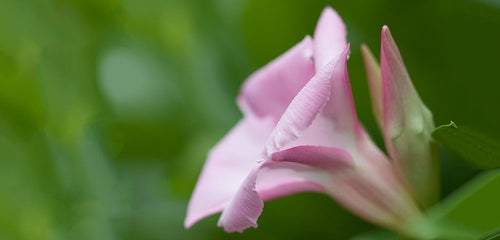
[185,7,436,234]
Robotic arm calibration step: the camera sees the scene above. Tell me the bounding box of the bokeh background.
[1,0,499,239]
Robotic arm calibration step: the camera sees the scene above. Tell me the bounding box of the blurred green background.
[0,0,499,239]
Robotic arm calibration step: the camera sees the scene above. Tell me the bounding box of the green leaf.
[483,232,500,240]
[411,169,500,240]
[432,121,500,169]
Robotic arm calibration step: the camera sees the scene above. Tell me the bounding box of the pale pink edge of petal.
[236,35,314,116]
[313,6,347,72]
[185,204,225,229]
[217,168,262,233]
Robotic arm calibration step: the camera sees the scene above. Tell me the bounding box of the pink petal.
[270,145,353,169]
[217,146,355,232]
[237,36,315,121]
[184,116,275,228]
[313,6,347,72]
[218,141,421,233]
[274,141,420,231]
[262,44,364,158]
[361,44,383,129]
[217,168,262,233]
[259,145,354,201]
[381,26,439,208]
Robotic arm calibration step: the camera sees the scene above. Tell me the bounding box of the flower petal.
[324,150,422,231]
[361,44,383,129]
[273,141,421,232]
[237,36,315,121]
[381,26,439,208]
[270,145,353,169]
[259,145,354,200]
[184,116,274,228]
[313,6,347,72]
[217,168,262,233]
[218,141,421,233]
[217,146,355,232]
[262,44,364,158]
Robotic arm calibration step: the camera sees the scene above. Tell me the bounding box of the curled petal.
[260,50,336,157]
[262,44,364,158]
[237,36,315,121]
[218,146,356,232]
[381,26,439,208]
[184,116,275,228]
[217,168,262,233]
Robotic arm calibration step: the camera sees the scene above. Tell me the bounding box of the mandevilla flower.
[185,6,438,234]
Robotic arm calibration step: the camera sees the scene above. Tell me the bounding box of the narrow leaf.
[483,232,500,240]
[432,121,500,169]
[411,169,500,240]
